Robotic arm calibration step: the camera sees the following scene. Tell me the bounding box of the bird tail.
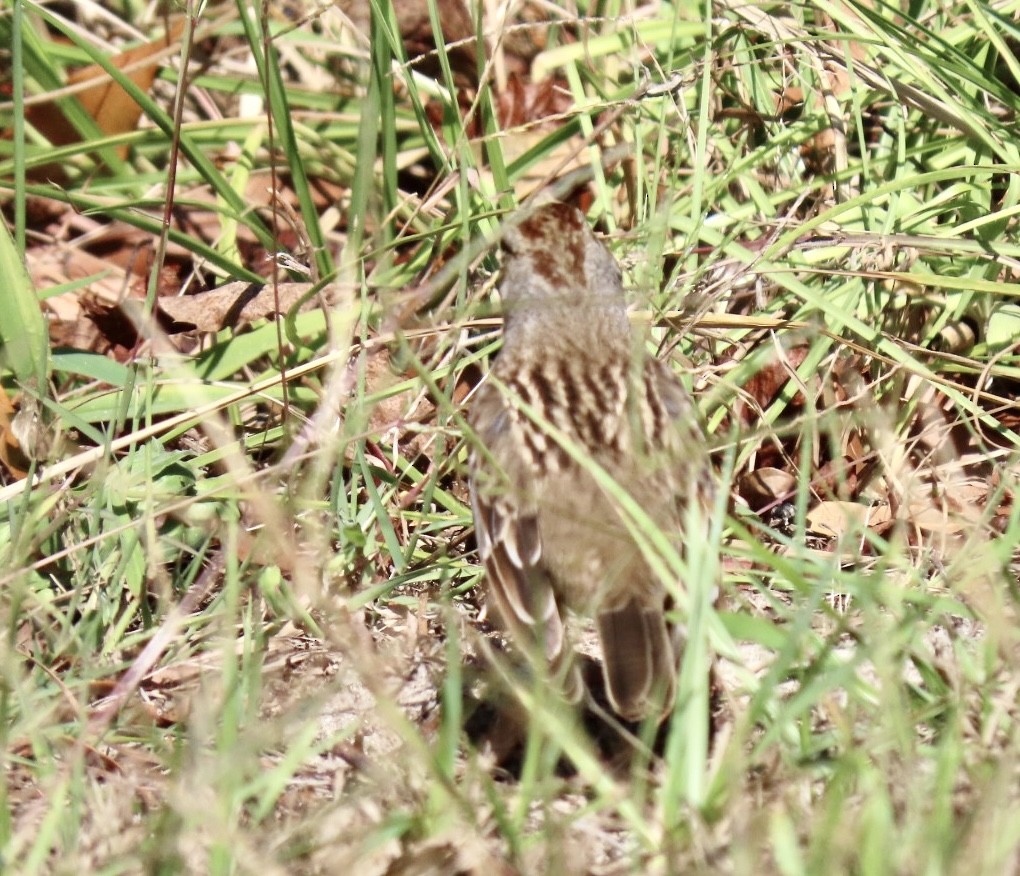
[597,600,677,722]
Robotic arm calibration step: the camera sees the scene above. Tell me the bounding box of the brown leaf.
[736,344,811,420]
[157,281,322,332]
[737,467,797,511]
[806,500,892,538]
[497,73,573,128]
[905,503,967,535]
[25,19,185,172]
[0,386,30,481]
[905,480,989,536]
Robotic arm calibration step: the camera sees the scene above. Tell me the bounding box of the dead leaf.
[736,344,811,421]
[905,503,967,535]
[904,482,988,536]
[24,19,185,172]
[738,467,797,511]
[806,500,893,538]
[157,281,323,332]
[0,386,30,480]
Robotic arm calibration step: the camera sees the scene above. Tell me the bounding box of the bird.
[468,201,712,722]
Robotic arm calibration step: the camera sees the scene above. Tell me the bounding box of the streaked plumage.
[469,202,710,722]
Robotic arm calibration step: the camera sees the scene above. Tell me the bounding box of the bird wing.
[468,380,566,664]
[643,357,700,450]
[642,357,713,521]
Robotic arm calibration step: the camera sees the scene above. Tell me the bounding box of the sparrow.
[468,201,711,722]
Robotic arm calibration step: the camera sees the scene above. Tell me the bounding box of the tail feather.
[597,600,677,722]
